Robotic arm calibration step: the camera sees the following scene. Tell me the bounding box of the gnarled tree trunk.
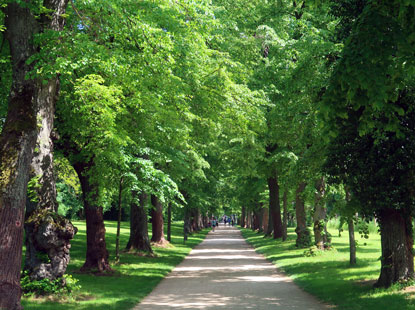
[295,182,311,248]
[376,208,414,288]
[151,195,167,245]
[268,171,283,239]
[0,1,69,308]
[126,192,152,254]
[74,162,111,273]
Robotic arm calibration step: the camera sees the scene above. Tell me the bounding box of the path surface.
[134,225,331,310]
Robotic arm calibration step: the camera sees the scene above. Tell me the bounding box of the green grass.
[241,226,415,310]
[22,221,209,310]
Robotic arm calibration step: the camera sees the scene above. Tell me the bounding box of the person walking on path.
[211,217,217,232]
[135,225,330,310]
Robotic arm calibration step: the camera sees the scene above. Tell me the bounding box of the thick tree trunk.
[126,192,152,254]
[375,208,414,288]
[295,182,311,248]
[241,206,246,227]
[24,64,77,281]
[75,163,111,273]
[348,218,356,265]
[282,190,288,241]
[313,177,326,250]
[0,1,69,308]
[150,195,167,245]
[268,173,283,239]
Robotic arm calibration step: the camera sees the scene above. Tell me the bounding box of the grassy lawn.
[22,221,209,310]
[241,225,415,310]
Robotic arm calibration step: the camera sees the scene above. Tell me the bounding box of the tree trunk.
[126,192,153,254]
[282,190,288,241]
[75,162,111,273]
[0,1,69,308]
[265,206,274,237]
[241,206,246,227]
[150,195,167,245]
[258,204,264,233]
[183,205,190,243]
[375,208,414,288]
[167,203,172,242]
[115,177,123,263]
[348,218,356,265]
[268,172,283,239]
[295,182,311,248]
[313,177,326,250]
[24,68,77,281]
[262,206,269,234]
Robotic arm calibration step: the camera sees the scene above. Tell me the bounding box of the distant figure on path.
[211,218,217,232]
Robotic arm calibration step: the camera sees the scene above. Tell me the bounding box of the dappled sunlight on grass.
[241,226,415,310]
[22,221,209,310]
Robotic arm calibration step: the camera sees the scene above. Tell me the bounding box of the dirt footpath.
[134,224,332,310]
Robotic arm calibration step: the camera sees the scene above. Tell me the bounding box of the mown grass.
[241,225,415,310]
[22,221,208,310]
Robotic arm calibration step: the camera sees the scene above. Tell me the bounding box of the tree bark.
[375,208,414,288]
[150,195,167,244]
[75,162,111,273]
[265,206,274,237]
[348,218,356,265]
[268,172,283,239]
[167,203,172,242]
[126,192,152,254]
[258,204,265,233]
[241,206,246,227]
[295,182,311,248]
[313,177,326,249]
[263,206,269,234]
[282,190,288,241]
[115,177,123,263]
[0,1,69,308]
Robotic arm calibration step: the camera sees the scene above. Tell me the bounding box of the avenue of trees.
[0,0,415,309]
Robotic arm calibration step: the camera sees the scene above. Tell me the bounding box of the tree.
[322,1,415,287]
[0,1,69,308]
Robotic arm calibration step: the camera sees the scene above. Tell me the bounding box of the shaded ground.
[134,225,331,310]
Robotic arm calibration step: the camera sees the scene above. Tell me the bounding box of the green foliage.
[21,272,81,297]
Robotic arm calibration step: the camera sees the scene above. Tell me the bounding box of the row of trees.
[1,0,415,309]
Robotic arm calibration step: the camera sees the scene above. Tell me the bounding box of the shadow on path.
[134,225,331,310]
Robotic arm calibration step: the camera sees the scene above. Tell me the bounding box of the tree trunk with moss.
[295,182,311,248]
[126,192,152,254]
[74,161,111,273]
[0,1,69,308]
[151,195,167,244]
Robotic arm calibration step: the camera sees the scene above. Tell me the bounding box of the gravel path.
[134,224,331,310]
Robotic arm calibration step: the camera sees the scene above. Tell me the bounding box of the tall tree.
[0,1,69,308]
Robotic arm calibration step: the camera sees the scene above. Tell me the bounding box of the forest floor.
[134,224,330,310]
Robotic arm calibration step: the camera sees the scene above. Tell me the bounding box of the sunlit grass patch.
[22,221,208,310]
[241,226,415,310]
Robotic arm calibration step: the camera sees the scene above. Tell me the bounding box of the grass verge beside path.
[22,221,209,310]
[241,227,415,310]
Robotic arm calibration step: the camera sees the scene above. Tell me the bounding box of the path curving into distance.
[134,224,331,310]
